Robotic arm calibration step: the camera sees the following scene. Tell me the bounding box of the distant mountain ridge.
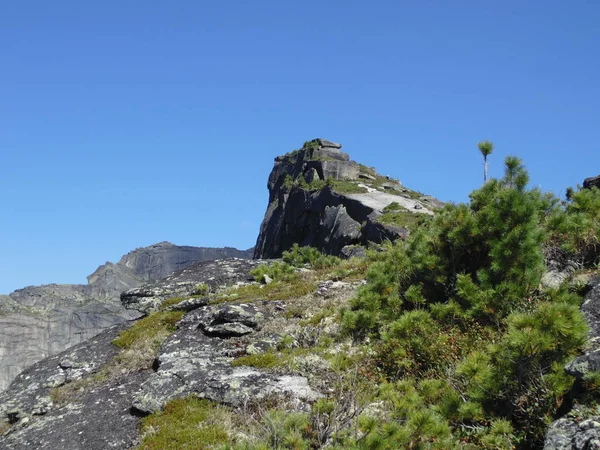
[0,242,252,392]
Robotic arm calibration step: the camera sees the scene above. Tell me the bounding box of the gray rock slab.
[345,191,433,216]
[1,371,149,450]
[121,258,263,314]
[0,323,128,424]
[132,304,322,415]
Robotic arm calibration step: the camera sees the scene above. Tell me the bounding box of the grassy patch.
[50,369,111,405]
[137,397,231,450]
[159,296,187,308]
[330,180,368,194]
[213,277,317,304]
[378,210,430,230]
[113,310,184,350]
[382,201,404,213]
[299,308,335,327]
[231,351,286,369]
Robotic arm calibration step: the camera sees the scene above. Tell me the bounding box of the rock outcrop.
[0,258,348,449]
[545,277,600,449]
[0,243,252,392]
[583,175,600,190]
[253,139,440,259]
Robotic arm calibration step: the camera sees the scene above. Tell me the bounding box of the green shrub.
[339,155,590,447]
[282,244,341,270]
[547,186,600,265]
[192,283,210,296]
[250,261,296,283]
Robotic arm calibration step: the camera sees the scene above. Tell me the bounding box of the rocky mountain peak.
[254,139,442,259]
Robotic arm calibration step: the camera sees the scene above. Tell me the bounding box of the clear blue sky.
[1,1,599,294]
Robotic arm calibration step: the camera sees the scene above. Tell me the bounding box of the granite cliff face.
[0,242,252,392]
[254,138,442,259]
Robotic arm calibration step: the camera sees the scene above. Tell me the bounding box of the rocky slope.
[0,242,252,392]
[253,138,442,259]
[0,257,353,449]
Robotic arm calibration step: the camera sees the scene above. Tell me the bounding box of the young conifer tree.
[478,140,494,183]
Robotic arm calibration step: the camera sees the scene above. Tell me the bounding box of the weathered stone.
[132,304,322,415]
[0,323,128,425]
[583,176,600,190]
[168,296,210,312]
[121,258,262,314]
[205,322,255,337]
[319,160,360,180]
[196,304,265,333]
[316,138,342,149]
[546,277,600,449]
[246,335,282,355]
[545,414,600,449]
[358,173,376,181]
[0,370,150,450]
[303,167,320,183]
[318,205,362,255]
[340,245,367,259]
[382,182,402,191]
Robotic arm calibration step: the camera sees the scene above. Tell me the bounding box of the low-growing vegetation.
[112,310,184,351]
[231,351,287,370]
[377,209,431,230]
[137,397,231,450]
[339,156,593,447]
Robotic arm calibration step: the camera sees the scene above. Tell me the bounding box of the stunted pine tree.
[478,140,494,183]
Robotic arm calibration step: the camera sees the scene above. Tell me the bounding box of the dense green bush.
[282,243,341,270]
[340,156,589,447]
[547,185,600,265]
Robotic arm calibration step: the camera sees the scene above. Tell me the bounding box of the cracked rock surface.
[132,302,322,414]
[0,323,149,450]
[121,258,264,314]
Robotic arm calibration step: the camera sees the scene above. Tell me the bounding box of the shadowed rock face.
[253,139,438,259]
[583,175,600,190]
[0,243,253,393]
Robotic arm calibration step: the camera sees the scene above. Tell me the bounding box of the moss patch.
[231,351,286,369]
[137,397,230,450]
[213,277,317,304]
[330,180,368,194]
[378,210,430,230]
[113,310,184,350]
